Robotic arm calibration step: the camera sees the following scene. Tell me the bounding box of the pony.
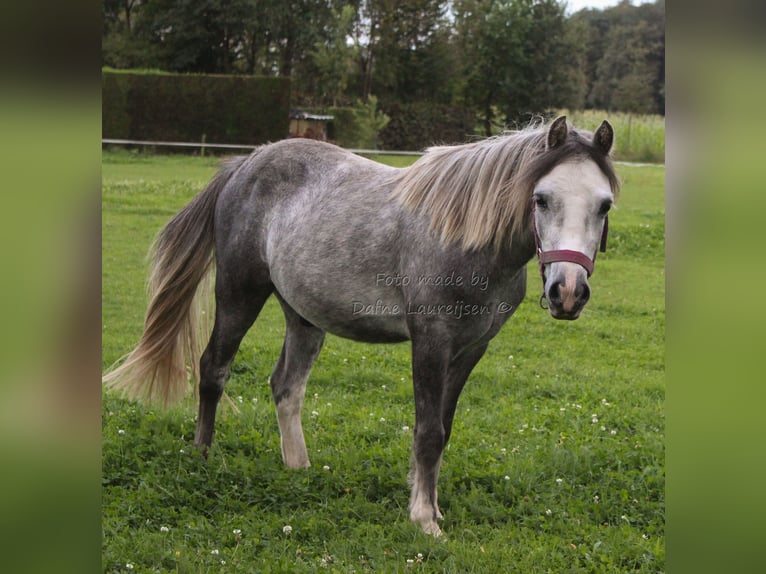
[104,116,619,536]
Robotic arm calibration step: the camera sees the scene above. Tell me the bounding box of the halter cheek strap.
[532,209,608,305]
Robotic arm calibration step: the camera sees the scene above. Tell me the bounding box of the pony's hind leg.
[194,285,272,453]
[270,297,325,469]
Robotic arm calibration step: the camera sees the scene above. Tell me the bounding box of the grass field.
[554,110,665,165]
[102,149,665,573]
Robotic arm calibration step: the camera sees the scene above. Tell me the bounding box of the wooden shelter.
[289,110,334,141]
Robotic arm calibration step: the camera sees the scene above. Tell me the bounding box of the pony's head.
[391,114,619,320]
[532,116,618,320]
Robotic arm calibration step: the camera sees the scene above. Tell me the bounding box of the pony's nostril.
[548,281,563,305]
[576,282,591,305]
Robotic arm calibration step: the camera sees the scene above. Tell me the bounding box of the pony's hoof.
[193,441,210,459]
[421,521,443,537]
[284,459,311,469]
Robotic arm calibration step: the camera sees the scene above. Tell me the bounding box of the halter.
[532,206,608,308]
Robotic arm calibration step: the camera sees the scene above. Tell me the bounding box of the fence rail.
[102,138,422,156]
[102,138,662,167]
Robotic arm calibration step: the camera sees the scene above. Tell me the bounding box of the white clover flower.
[283,525,293,535]
[555,478,563,484]
[237,396,243,403]
[125,563,134,570]
[233,528,242,535]
[402,426,410,432]
[545,509,552,516]
[211,549,219,555]
[379,417,386,422]
[323,465,330,471]
[160,526,169,533]
[610,429,618,435]
[311,410,319,418]
[117,429,126,435]
[504,475,510,481]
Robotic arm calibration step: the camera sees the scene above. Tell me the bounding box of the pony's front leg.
[409,336,451,536]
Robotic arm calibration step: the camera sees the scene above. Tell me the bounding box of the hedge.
[378,102,477,150]
[102,69,291,145]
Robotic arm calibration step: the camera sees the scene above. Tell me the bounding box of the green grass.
[102,150,664,573]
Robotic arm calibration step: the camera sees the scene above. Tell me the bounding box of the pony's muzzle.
[545,265,590,320]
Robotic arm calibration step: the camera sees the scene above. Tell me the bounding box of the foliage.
[101,69,291,144]
[454,0,588,134]
[323,96,390,149]
[102,151,664,572]
[103,1,666,130]
[378,102,477,150]
[304,4,358,107]
[349,96,391,149]
[573,0,665,115]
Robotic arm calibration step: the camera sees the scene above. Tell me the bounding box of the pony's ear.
[547,115,568,150]
[593,120,614,154]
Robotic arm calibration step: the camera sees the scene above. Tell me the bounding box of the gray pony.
[104,116,619,536]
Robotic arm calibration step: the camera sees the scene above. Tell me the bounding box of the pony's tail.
[103,156,247,407]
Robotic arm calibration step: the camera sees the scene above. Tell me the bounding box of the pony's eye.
[535,196,548,210]
[598,200,612,216]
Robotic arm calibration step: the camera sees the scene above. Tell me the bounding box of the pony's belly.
[273,282,411,343]
[295,301,411,343]
[320,314,411,343]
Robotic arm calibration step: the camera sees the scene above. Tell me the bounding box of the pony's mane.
[390,121,620,252]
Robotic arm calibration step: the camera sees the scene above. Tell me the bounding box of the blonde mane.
[390,122,619,252]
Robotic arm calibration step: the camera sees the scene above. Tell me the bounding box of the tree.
[454,0,583,134]
[101,0,665,124]
[300,4,358,105]
[351,0,453,103]
[574,0,664,114]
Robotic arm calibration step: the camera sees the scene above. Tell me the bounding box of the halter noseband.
[532,207,608,307]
